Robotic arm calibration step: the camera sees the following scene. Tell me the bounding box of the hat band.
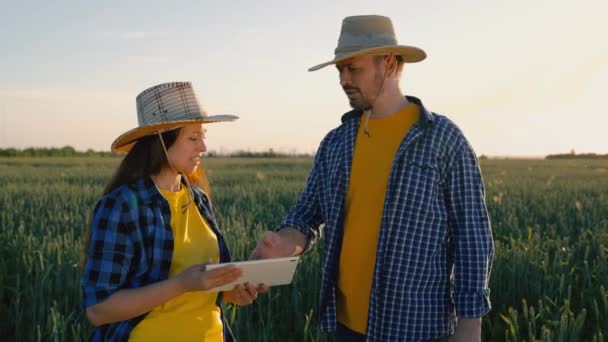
[334,45,388,55]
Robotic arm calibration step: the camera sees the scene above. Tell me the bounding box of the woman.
[81,82,262,341]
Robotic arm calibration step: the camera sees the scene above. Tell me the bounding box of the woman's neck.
[151,168,182,192]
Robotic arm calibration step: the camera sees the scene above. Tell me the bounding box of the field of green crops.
[1,157,607,341]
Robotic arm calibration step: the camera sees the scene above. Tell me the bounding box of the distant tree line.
[0,146,114,157]
[546,151,608,159]
[210,148,312,158]
[0,147,312,158]
[4,147,606,160]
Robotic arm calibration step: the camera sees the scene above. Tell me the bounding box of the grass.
[0,157,607,341]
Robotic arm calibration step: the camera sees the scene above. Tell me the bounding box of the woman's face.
[166,123,207,174]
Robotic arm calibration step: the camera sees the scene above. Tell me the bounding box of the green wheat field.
[1,157,607,341]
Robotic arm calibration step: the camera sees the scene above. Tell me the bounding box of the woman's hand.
[175,262,243,293]
[223,282,269,306]
[86,261,243,327]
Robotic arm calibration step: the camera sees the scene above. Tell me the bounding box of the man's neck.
[368,89,408,119]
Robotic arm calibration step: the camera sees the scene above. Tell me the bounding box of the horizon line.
[1,145,607,159]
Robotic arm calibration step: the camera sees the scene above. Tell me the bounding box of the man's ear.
[385,55,398,77]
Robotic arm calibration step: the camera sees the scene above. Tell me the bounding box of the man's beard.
[344,87,372,111]
[343,70,384,111]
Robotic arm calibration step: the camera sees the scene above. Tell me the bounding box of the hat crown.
[112,81,238,153]
[335,15,398,55]
[135,82,207,127]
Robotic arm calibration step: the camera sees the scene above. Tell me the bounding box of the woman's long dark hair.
[81,128,211,268]
[103,130,179,195]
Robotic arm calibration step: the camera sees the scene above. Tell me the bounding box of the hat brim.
[308,45,426,72]
[111,114,238,154]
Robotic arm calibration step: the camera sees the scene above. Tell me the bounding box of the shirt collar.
[133,177,165,205]
[340,95,435,128]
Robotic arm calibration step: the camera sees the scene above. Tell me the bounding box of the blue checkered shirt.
[81,178,232,342]
[279,96,494,341]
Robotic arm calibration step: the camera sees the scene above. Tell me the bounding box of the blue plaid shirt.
[280,96,494,341]
[81,178,232,342]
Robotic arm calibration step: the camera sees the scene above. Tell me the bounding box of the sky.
[0,0,606,157]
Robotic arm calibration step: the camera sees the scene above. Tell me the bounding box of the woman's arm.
[86,263,242,326]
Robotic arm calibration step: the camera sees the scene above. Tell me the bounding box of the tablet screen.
[205,256,300,292]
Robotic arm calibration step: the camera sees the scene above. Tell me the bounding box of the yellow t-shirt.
[129,186,223,342]
[337,103,420,334]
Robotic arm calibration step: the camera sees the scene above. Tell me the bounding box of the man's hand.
[449,318,481,342]
[250,228,306,260]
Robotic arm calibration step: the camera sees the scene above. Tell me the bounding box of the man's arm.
[444,141,494,339]
[252,132,334,259]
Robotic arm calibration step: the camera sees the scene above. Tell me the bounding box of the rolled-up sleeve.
[444,142,494,318]
[81,195,135,308]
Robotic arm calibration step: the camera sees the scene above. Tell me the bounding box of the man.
[251,15,493,341]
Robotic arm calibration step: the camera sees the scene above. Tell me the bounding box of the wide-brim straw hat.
[308,15,426,72]
[111,81,238,153]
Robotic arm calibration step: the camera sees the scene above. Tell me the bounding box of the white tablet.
[205,256,300,292]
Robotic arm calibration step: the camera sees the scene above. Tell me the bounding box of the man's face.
[336,55,385,110]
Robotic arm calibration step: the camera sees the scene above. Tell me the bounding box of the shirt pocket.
[388,160,448,250]
[396,161,441,214]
